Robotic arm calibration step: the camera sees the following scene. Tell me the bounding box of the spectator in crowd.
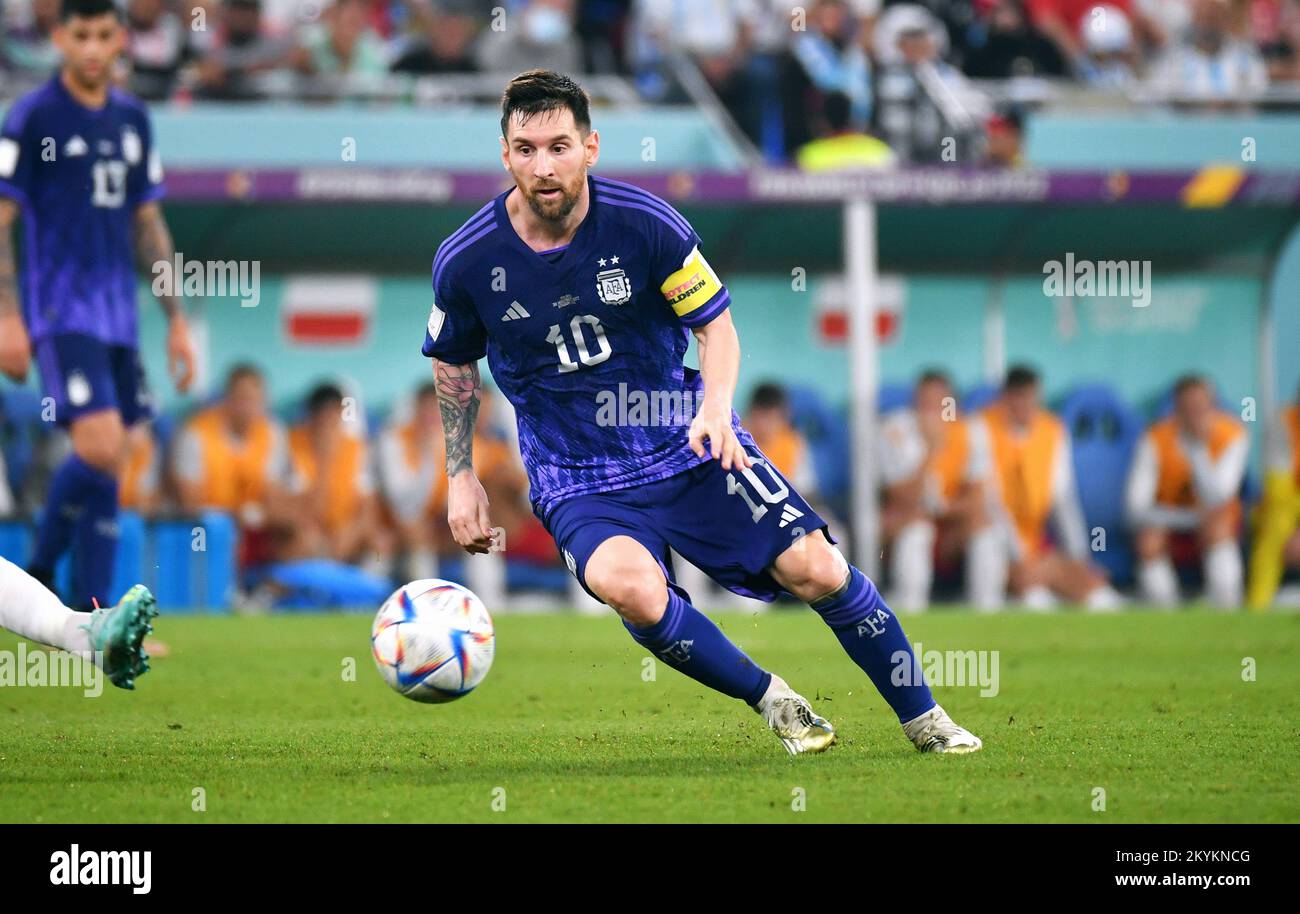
[1,0,61,85]
[293,0,390,92]
[1025,0,1160,77]
[982,106,1024,166]
[1077,1,1140,86]
[173,365,291,567]
[782,0,874,153]
[974,365,1122,610]
[632,0,764,143]
[873,3,991,162]
[964,0,1067,78]
[1262,0,1300,81]
[1147,0,1268,104]
[124,0,194,100]
[1127,375,1247,608]
[1248,383,1300,608]
[796,90,895,169]
[744,382,820,498]
[194,0,297,100]
[478,0,583,75]
[390,0,481,74]
[878,371,1001,611]
[575,0,633,73]
[284,382,391,574]
[119,425,162,515]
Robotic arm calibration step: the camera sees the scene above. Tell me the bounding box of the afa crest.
[596,267,633,306]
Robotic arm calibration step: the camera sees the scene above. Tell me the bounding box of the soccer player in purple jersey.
[0,0,185,683]
[423,70,981,754]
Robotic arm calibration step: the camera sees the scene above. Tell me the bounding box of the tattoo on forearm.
[436,361,481,476]
[134,205,180,320]
[0,216,18,320]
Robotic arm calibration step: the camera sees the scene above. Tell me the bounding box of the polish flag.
[815,275,905,345]
[282,276,376,347]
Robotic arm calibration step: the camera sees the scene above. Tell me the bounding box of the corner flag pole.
[844,196,880,579]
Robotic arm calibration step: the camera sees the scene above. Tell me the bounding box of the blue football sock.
[625,589,771,705]
[812,566,936,723]
[30,454,100,578]
[71,463,120,610]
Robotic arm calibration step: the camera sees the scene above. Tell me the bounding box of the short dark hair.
[61,0,120,22]
[1173,374,1210,398]
[306,383,344,415]
[500,70,591,139]
[1005,364,1040,391]
[749,382,789,412]
[225,362,264,391]
[917,368,951,389]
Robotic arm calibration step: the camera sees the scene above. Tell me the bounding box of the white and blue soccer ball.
[371,579,496,703]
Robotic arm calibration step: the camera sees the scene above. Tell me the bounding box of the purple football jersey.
[0,77,164,346]
[422,175,752,518]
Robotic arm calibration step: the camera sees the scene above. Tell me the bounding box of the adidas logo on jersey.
[777,504,804,528]
[501,301,530,321]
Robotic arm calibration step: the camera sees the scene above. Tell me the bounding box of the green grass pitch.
[1,609,1297,823]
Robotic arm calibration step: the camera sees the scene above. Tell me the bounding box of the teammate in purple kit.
[423,70,982,755]
[0,0,194,618]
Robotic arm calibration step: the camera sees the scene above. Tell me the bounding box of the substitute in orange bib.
[286,383,391,575]
[1247,386,1300,609]
[1126,376,1248,608]
[973,365,1121,611]
[174,364,288,523]
[878,371,1000,611]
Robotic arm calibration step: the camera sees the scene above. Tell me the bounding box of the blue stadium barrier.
[1060,384,1144,586]
[110,510,147,604]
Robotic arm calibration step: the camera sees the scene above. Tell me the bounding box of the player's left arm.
[688,310,752,472]
[133,200,195,393]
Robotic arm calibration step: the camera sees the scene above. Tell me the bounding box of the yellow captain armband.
[660,245,723,318]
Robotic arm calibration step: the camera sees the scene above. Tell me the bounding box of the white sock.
[1138,557,1179,607]
[410,548,438,582]
[890,520,935,612]
[465,551,506,611]
[1204,541,1243,609]
[967,525,1008,612]
[0,556,92,654]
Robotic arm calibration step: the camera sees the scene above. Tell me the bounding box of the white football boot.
[753,674,836,755]
[902,704,983,754]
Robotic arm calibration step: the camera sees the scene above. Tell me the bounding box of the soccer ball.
[371,579,496,703]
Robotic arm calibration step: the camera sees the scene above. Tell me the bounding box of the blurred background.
[0,0,1297,614]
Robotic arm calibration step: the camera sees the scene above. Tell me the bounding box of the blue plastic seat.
[1059,384,1145,585]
